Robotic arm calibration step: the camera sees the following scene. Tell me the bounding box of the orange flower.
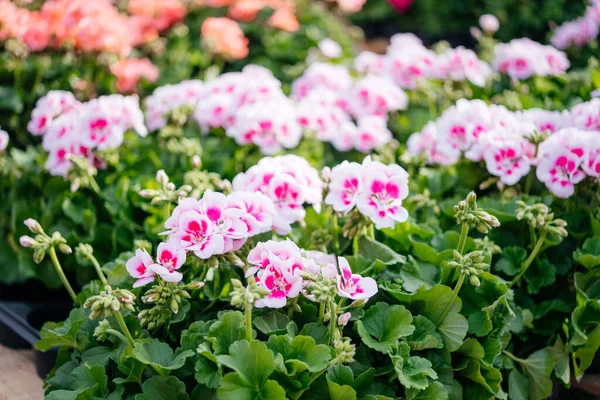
[128,0,187,31]
[201,17,249,60]
[110,58,159,93]
[227,0,264,22]
[268,9,299,32]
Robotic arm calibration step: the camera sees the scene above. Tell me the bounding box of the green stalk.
[164,201,172,225]
[318,302,325,324]
[435,273,465,326]
[114,311,135,348]
[245,305,253,342]
[105,329,129,347]
[288,297,299,319]
[328,302,337,345]
[48,247,78,303]
[89,253,108,287]
[511,231,547,286]
[457,224,469,254]
[331,212,340,255]
[89,176,102,197]
[367,224,375,240]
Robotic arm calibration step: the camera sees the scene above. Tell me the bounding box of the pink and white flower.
[492,38,569,79]
[145,80,205,131]
[354,116,393,153]
[571,99,600,131]
[126,249,156,287]
[438,47,491,87]
[149,242,186,283]
[356,157,410,228]
[325,161,364,213]
[481,130,532,185]
[0,127,8,151]
[336,257,378,300]
[354,51,386,75]
[291,62,353,99]
[27,90,80,136]
[345,75,408,119]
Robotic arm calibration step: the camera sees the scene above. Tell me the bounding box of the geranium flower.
[149,242,186,283]
[336,257,378,300]
[126,249,156,287]
[325,161,364,213]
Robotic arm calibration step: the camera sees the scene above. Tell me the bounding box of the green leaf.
[574,324,600,381]
[495,247,526,277]
[35,308,88,351]
[467,312,492,337]
[406,381,449,400]
[573,236,600,269]
[195,356,221,389]
[512,349,554,400]
[133,339,194,377]
[356,302,415,352]
[383,284,468,352]
[548,337,570,385]
[208,311,247,355]
[457,339,485,360]
[524,259,556,295]
[267,335,332,374]
[70,362,109,397]
[216,340,285,400]
[326,365,357,400]
[389,342,438,390]
[135,376,190,400]
[508,369,528,400]
[574,269,600,304]
[298,323,330,345]
[254,312,290,336]
[45,388,94,400]
[405,316,443,351]
[81,346,119,368]
[181,321,211,351]
[400,257,441,292]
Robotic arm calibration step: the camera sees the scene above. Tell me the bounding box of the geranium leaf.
[400,257,441,292]
[254,312,290,336]
[494,246,526,277]
[573,236,600,269]
[524,259,556,294]
[133,339,194,377]
[35,308,88,351]
[267,335,332,374]
[135,376,189,400]
[512,349,554,400]
[406,315,443,351]
[208,311,247,355]
[389,342,438,390]
[548,337,570,385]
[508,369,528,400]
[356,302,415,352]
[70,362,109,397]
[406,381,449,400]
[467,312,492,337]
[194,356,221,389]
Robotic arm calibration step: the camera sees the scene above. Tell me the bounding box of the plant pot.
[0,301,71,379]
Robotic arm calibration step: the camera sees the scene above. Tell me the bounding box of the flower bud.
[479,14,499,33]
[59,243,72,254]
[19,235,37,248]
[186,281,205,290]
[166,182,175,191]
[33,249,45,264]
[192,155,201,168]
[156,169,169,186]
[469,275,481,287]
[338,312,351,327]
[24,218,43,234]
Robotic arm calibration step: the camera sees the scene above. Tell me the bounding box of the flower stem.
[89,253,108,287]
[164,201,172,225]
[114,311,135,348]
[331,212,340,255]
[288,297,299,319]
[105,328,129,347]
[457,224,469,254]
[245,304,253,342]
[502,349,524,363]
[48,247,78,303]
[435,273,465,326]
[328,302,337,345]
[511,231,547,286]
[89,176,102,197]
[367,224,375,240]
[318,302,325,324]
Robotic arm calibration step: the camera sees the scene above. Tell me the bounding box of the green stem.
[288,297,299,319]
[328,302,337,345]
[245,304,253,342]
[352,234,360,255]
[164,202,172,225]
[48,247,78,303]
[105,328,129,347]
[367,224,375,240]
[502,350,524,363]
[318,302,325,324]
[435,273,465,326]
[524,144,539,194]
[89,177,102,197]
[457,224,469,254]
[511,231,547,286]
[331,212,340,255]
[114,311,135,348]
[89,253,108,287]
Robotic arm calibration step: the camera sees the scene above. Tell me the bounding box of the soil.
[0,345,43,400]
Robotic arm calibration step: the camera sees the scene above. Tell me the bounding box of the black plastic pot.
[0,301,71,379]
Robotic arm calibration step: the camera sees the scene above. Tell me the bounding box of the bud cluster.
[230,278,269,309]
[138,280,203,329]
[473,236,502,256]
[342,209,374,239]
[525,130,550,146]
[83,285,136,320]
[75,243,95,266]
[447,250,488,287]
[310,229,333,249]
[20,219,72,264]
[409,189,441,216]
[183,170,230,199]
[93,320,113,342]
[515,201,568,238]
[454,192,500,233]
[304,275,338,305]
[66,155,98,193]
[333,337,356,364]
[139,169,192,206]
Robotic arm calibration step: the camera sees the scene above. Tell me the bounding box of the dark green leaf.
[356,302,415,352]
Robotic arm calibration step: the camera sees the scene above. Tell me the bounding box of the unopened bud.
[24,218,43,234]
[156,170,169,186]
[338,312,351,327]
[19,235,37,248]
[469,275,480,287]
[192,155,201,168]
[58,244,72,254]
[186,281,205,290]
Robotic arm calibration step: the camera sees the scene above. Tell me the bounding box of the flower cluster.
[163,190,278,260]
[245,240,377,308]
[213,0,299,32]
[353,33,491,89]
[292,63,406,152]
[407,99,600,197]
[201,17,249,60]
[109,58,159,94]
[232,155,323,234]
[0,0,186,55]
[145,80,205,131]
[325,156,410,229]
[126,243,186,287]
[492,38,570,79]
[551,2,600,49]
[28,91,146,176]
